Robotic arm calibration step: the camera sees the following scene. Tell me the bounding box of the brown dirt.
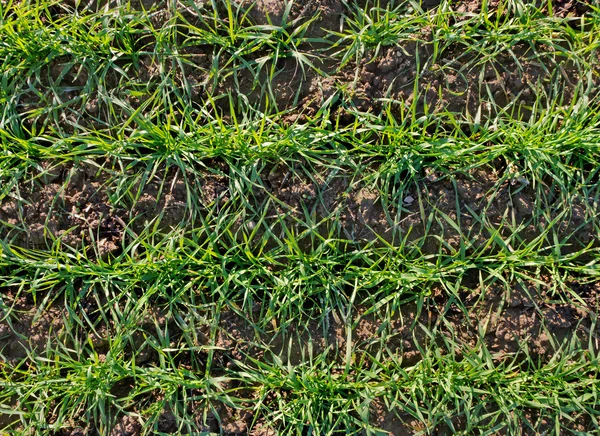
[0,160,123,255]
[370,399,417,436]
[247,161,598,255]
[0,160,229,255]
[346,42,560,122]
[111,415,142,436]
[1,160,597,257]
[454,0,594,17]
[236,0,344,38]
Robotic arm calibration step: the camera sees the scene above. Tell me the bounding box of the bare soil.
[2,158,596,256]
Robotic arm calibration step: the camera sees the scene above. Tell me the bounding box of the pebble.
[403,195,415,205]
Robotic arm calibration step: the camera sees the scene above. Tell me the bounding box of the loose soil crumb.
[0,161,233,255]
[111,415,142,436]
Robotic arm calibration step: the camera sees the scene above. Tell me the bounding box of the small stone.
[403,195,415,205]
[516,176,530,186]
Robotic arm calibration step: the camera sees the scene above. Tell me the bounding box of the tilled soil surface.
[1,160,597,255]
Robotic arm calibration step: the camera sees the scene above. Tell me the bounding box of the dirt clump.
[0,161,123,256]
[129,168,190,233]
[448,278,600,359]
[345,40,586,124]
[111,415,142,436]
[0,161,233,256]
[236,0,344,37]
[369,398,421,435]
[0,300,65,361]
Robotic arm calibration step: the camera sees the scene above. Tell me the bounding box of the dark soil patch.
[0,160,230,257]
[1,160,597,257]
[0,160,124,257]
